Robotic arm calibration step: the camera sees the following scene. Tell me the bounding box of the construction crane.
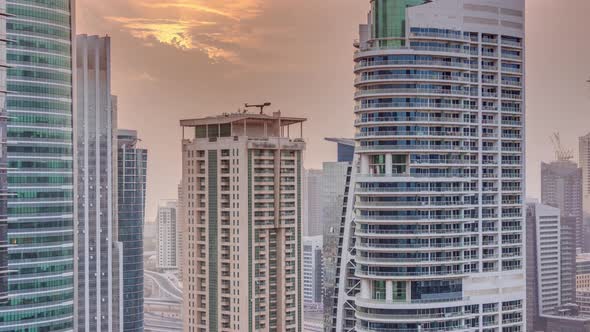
[550,132,574,161]
[245,102,271,115]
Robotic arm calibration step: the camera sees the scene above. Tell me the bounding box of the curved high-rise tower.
[333,1,525,331]
[0,0,75,331]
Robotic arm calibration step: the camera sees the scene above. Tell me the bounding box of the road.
[144,270,183,300]
[144,312,182,332]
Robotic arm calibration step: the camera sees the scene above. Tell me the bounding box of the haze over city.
[2,0,590,331]
[75,0,590,220]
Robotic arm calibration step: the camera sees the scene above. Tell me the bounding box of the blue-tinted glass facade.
[0,0,74,331]
[118,131,147,332]
[337,143,355,163]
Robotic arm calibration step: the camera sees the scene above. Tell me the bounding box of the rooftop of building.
[181,110,306,140]
[577,253,590,264]
[325,137,354,147]
[180,111,306,128]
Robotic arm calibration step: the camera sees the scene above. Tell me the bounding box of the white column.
[385,154,392,175]
[385,281,393,302]
[360,154,369,174]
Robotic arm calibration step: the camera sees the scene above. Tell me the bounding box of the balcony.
[355,88,471,98]
[355,116,475,126]
[357,145,478,152]
[355,74,471,85]
[355,131,476,139]
[355,60,470,71]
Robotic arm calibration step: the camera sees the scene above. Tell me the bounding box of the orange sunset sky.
[76,0,590,220]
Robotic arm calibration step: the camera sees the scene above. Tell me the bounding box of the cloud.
[140,0,263,20]
[106,17,212,50]
[135,72,158,82]
[105,0,263,63]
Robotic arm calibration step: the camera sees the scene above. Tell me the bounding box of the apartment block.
[157,200,178,270]
[333,0,526,331]
[181,111,305,332]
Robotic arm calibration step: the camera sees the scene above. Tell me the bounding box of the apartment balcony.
[355,242,479,252]
[481,51,498,58]
[354,201,478,210]
[355,102,477,112]
[502,39,522,48]
[355,255,473,266]
[502,226,523,232]
[411,45,471,55]
[501,80,522,87]
[355,116,476,126]
[499,107,521,115]
[501,120,522,126]
[355,310,473,324]
[355,74,471,85]
[354,296,471,310]
[354,59,470,72]
[355,187,476,195]
[501,67,522,74]
[355,88,472,99]
[501,93,522,100]
[357,145,477,153]
[355,131,477,140]
[501,53,522,61]
[355,229,479,240]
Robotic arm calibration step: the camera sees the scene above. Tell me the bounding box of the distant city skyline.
[76,0,590,221]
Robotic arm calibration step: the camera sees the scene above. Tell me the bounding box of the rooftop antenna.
[550,132,574,161]
[245,102,271,115]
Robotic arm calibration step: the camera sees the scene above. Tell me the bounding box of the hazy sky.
[76,0,590,221]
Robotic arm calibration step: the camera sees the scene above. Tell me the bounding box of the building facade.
[177,183,185,281]
[117,129,147,332]
[75,34,122,332]
[0,0,8,306]
[0,0,76,330]
[303,236,323,308]
[181,111,305,332]
[325,138,355,163]
[526,203,561,327]
[305,162,350,238]
[333,1,526,331]
[578,289,590,317]
[304,169,323,236]
[157,200,178,270]
[541,160,584,251]
[580,134,590,214]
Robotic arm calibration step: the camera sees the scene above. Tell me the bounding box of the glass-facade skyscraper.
[333,0,526,331]
[0,0,75,331]
[117,129,147,332]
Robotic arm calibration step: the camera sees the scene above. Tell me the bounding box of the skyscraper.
[304,169,323,236]
[0,0,76,330]
[334,1,526,331]
[117,129,148,332]
[541,160,584,251]
[0,0,9,306]
[526,203,561,331]
[177,183,185,281]
[157,200,178,271]
[304,162,350,238]
[526,203,580,331]
[303,235,324,308]
[579,133,590,213]
[180,111,305,332]
[75,34,122,332]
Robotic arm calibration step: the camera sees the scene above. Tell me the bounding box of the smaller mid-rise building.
[157,200,178,270]
[577,254,590,290]
[578,289,590,317]
[527,202,562,321]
